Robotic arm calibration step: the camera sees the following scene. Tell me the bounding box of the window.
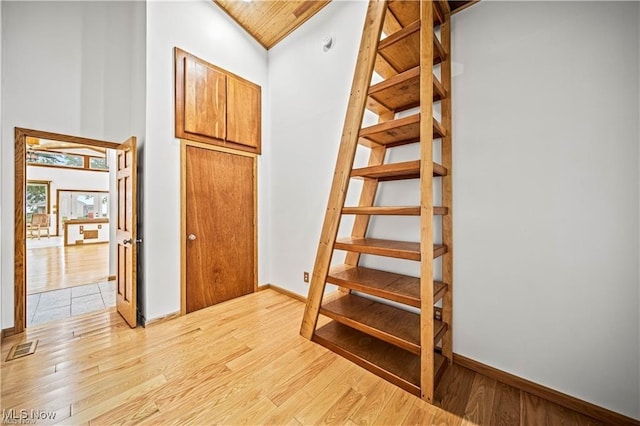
[27,151,83,168]
[89,156,108,170]
[26,181,50,223]
[58,190,109,232]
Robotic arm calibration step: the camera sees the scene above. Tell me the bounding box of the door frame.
[180,140,258,315]
[14,128,121,334]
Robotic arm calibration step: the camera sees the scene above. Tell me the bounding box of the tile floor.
[27,281,116,326]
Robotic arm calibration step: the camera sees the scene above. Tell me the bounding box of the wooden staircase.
[300,0,453,403]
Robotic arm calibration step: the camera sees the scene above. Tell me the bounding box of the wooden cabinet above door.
[175,48,262,154]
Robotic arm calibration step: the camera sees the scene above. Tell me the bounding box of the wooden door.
[184,144,256,313]
[226,75,261,150]
[116,137,138,327]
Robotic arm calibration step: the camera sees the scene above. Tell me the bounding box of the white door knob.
[188,234,196,241]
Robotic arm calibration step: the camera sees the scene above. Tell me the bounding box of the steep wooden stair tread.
[385,2,445,31]
[342,206,448,216]
[351,160,447,181]
[358,119,446,147]
[377,20,445,76]
[327,264,448,308]
[313,321,447,396]
[359,114,445,147]
[334,237,447,261]
[320,293,418,354]
[320,294,448,356]
[367,67,446,115]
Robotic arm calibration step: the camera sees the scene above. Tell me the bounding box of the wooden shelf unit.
[301,0,454,404]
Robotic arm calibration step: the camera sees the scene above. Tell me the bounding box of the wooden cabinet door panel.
[184,57,226,140]
[185,145,256,313]
[226,75,261,150]
[176,48,261,154]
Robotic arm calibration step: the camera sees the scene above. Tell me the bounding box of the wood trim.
[258,284,342,306]
[143,311,181,328]
[180,140,187,316]
[253,152,259,293]
[14,127,120,334]
[19,128,121,149]
[258,284,306,304]
[180,139,257,158]
[300,0,388,340]
[15,128,27,334]
[64,218,109,224]
[453,353,640,426]
[180,140,258,316]
[108,275,116,281]
[27,163,109,173]
[1,326,16,340]
[26,180,51,214]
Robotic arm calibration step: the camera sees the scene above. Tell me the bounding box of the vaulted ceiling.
[213,0,332,49]
[213,1,478,50]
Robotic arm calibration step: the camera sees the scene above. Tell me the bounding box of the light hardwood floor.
[27,242,110,294]
[1,290,602,425]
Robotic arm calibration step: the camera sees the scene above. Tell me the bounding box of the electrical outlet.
[303,272,310,283]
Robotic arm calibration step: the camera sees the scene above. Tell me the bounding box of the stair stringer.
[300,0,388,339]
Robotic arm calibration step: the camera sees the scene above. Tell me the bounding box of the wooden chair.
[28,213,50,239]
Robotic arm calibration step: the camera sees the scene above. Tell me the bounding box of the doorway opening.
[27,154,113,326]
[14,128,138,334]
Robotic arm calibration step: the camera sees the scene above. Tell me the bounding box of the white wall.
[268,0,639,419]
[1,1,146,328]
[452,2,639,418]
[268,0,372,297]
[144,0,269,321]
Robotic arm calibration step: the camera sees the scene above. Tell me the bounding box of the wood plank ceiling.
[213,1,478,50]
[213,0,332,49]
